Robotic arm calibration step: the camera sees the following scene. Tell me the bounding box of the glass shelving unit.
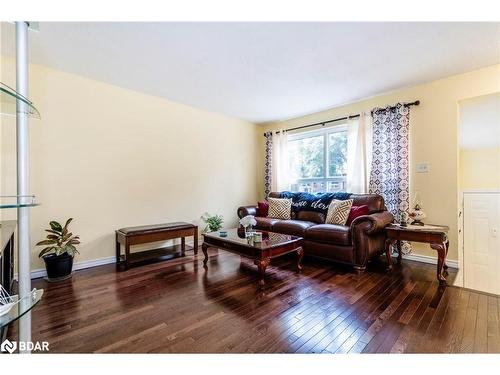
[0,195,40,209]
[0,289,44,329]
[0,82,42,209]
[0,82,41,119]
[1,22,43,352]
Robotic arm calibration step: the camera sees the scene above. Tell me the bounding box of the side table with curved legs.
[384,224,449,285]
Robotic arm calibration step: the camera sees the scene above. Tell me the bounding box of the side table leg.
[296,247,304,272]
[385,239,395,271]
[124,243,130,270]
[443,240,449,270]
[202,243,209,267]
[431,242,448,285]
[397,240,402,265]
[254,258,270,288]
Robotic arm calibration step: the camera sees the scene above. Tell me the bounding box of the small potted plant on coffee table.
[201,212,224,233]
[36,218,81,282]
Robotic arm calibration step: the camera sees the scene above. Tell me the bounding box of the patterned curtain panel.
[264,132,273,198]
[369,103,411,253]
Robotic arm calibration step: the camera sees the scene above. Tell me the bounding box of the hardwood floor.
[18,248,500,353]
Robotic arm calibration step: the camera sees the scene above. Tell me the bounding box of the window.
[288,125,348,193]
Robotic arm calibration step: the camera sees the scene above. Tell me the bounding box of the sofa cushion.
[305,224,351,245]
[302,240,354,264]
[272,220,316,237]
[254,217,281,231]
[296,210,325,224]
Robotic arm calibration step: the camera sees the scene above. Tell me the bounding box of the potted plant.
[201,212,224,232]
[36,218,80,281]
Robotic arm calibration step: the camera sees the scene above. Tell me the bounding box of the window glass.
[287,126,348,193]
[328,131,347,177]
[288,135,325,179]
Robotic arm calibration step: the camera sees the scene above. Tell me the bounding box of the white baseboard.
[28,256,117,279]
[394,253,459,269]
[27,239,200,280]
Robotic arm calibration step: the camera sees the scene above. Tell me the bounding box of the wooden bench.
[115,222,198,270]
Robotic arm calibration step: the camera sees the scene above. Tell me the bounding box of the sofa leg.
[353,265,366,274]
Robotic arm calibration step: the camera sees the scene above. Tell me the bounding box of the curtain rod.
[264,100,420,136]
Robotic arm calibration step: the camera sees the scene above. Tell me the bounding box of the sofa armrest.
[350,210,394,268]
[351,211,394,234]
[237,205,258,219]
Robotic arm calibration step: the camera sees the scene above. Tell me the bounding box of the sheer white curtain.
[346,113,372,194]
[271,130,290,192]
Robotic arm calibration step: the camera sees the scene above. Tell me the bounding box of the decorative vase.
[409,191,426,225]
[409,205,426,225]
[244,225,253,237]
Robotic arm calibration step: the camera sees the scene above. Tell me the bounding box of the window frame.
[287,123,348,192]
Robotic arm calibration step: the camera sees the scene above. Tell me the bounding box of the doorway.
[458,93,500,295]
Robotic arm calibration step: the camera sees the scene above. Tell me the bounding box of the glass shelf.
[0,195,40,209]
[0,289,44,329]
[0,82,41,119]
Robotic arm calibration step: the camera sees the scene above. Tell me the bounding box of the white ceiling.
[459,93,500,150]
[1,22,499,123]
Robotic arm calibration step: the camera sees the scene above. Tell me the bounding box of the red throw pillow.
[346,205,370,226]
[256,200,269,217]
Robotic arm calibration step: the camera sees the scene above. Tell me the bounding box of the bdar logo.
[1,339,17,354]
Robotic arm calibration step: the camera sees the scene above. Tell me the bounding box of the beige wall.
[1,57,260,271]
[2,54,499,270]
[260,64,500,261]
[459,148,500,190]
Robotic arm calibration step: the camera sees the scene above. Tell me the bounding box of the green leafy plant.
[201,212,224,232]
[36,218,81,258]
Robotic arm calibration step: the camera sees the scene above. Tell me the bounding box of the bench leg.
[194,227,199,255]
[124,244,131,270]
[115,241,121,269]
[181,237,186,256]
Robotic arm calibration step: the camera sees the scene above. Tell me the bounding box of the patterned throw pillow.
[267,198,292,220]
[326,199,354,225]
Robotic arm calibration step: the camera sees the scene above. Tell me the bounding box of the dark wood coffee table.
[202,228,303,287]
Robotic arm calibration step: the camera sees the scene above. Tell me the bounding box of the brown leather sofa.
[237,192,394,272]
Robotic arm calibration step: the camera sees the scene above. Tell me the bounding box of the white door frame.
[459,189,500,289]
